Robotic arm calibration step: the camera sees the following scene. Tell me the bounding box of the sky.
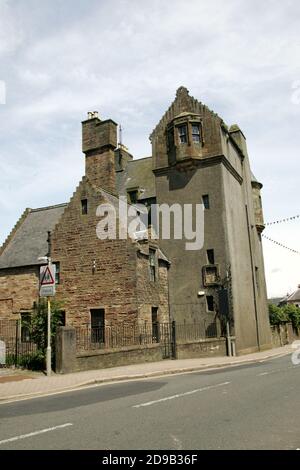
[0,0,299,298]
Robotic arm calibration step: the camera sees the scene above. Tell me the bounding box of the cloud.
[0,0,23,56]
[0,0,299,296]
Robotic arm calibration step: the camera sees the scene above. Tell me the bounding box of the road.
[0,354,299,450]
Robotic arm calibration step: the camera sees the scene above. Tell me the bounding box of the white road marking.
[0,423,73,445]
[257,366,296,377]
[133,381,230,408]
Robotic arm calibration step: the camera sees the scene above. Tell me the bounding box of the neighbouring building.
[0,87,272,354]
[279,286,300,308]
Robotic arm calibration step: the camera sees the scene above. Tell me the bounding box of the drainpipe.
[245,204,260,351]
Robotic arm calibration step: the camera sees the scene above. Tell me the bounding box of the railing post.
[171,320,177,359]
[226,321,232,357]
[15,319,19,367]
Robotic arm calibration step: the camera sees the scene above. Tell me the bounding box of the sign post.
[40,261,56,376]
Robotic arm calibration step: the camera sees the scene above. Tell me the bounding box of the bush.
[268,304,288,325]
[282,304,300,329]
[24,299,65,369]
[16,351,45,370]
[269,303,300,329]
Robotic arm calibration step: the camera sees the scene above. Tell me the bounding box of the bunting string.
[265,214,300,226]
[262,234,300,255]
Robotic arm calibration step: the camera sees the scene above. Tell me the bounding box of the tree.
[25,299,65,368]
[268,304,288,325]
[282,304,300,329]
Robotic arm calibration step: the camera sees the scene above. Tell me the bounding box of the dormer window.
[192,124,201,143]
[178,125,188,144]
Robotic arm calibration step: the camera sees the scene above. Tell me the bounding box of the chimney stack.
[82,112,117,193]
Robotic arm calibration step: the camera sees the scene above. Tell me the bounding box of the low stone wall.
[271,323,300,348]
[75,343,163,372]
[176,338,227,359]
[56,326,227,374]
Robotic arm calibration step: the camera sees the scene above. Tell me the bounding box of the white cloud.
[0,0,299,296]
[0,0,23,56]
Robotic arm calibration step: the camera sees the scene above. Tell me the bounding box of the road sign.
[40,264,56,297]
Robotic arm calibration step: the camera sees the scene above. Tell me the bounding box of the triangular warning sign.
[40,266,55,285]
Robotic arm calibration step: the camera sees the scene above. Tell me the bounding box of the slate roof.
[0,204,67,269]
[287,287,300,303]
[116,156,156,200]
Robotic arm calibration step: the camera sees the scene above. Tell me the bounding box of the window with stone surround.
[207,249,215,265]
[192,123,201,143]
[178,124,188,144]
[81,199,88,215]
[54,262,60,284]
[21,312,31,342]
[149,248,157,282]
[128,189,138,204]
[206,296,214,312]
[152,306,159,342]
[202,194,210,210]
[90,309,105,343]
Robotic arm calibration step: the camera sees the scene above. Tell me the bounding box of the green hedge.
[269,303,300,329]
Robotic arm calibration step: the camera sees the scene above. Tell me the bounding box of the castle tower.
[150,87,271,354]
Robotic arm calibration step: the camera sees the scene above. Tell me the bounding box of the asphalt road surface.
[0,355,299,450]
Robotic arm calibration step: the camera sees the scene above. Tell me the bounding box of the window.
[57,310,66,326]
[202,194,210,210]
[81,199,88,215]
[207,249,215,265]
[54,262,60,284]
[128,190,138,204]
[149,249,156,282]
[152,307,159,342]
[206,296,214,312]
[178,125,188,144]
[143,197,156,228]
[255,267,259,291]
[90,309,105,343]
[202,265,220,286]
[21,313,31,342]
[192,124,201,143]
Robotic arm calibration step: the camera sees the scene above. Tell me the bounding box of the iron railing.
[76,320,219,352]
[76,322,157,351]
[0,319,37,368]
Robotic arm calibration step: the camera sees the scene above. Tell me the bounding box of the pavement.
[0,344,293,403]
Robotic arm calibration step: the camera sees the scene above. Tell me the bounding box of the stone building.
[281,286,300,308]
[0,87,271,354]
